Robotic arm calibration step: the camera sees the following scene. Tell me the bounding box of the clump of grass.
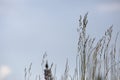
[73,13,120,80]
[24,53,55,80]
[24,13,120,80]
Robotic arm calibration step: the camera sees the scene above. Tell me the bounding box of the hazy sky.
[0,0,120,80]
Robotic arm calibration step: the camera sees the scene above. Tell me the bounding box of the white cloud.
[0,65,11,80]
[97,2,120,13]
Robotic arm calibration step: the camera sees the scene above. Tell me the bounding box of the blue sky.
[0,0,120,80]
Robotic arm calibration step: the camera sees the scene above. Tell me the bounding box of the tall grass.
[73,13,120,80]
[24,13,120,80]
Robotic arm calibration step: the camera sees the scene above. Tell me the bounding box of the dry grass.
[73,13,120,80]
[24,13,120,80]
